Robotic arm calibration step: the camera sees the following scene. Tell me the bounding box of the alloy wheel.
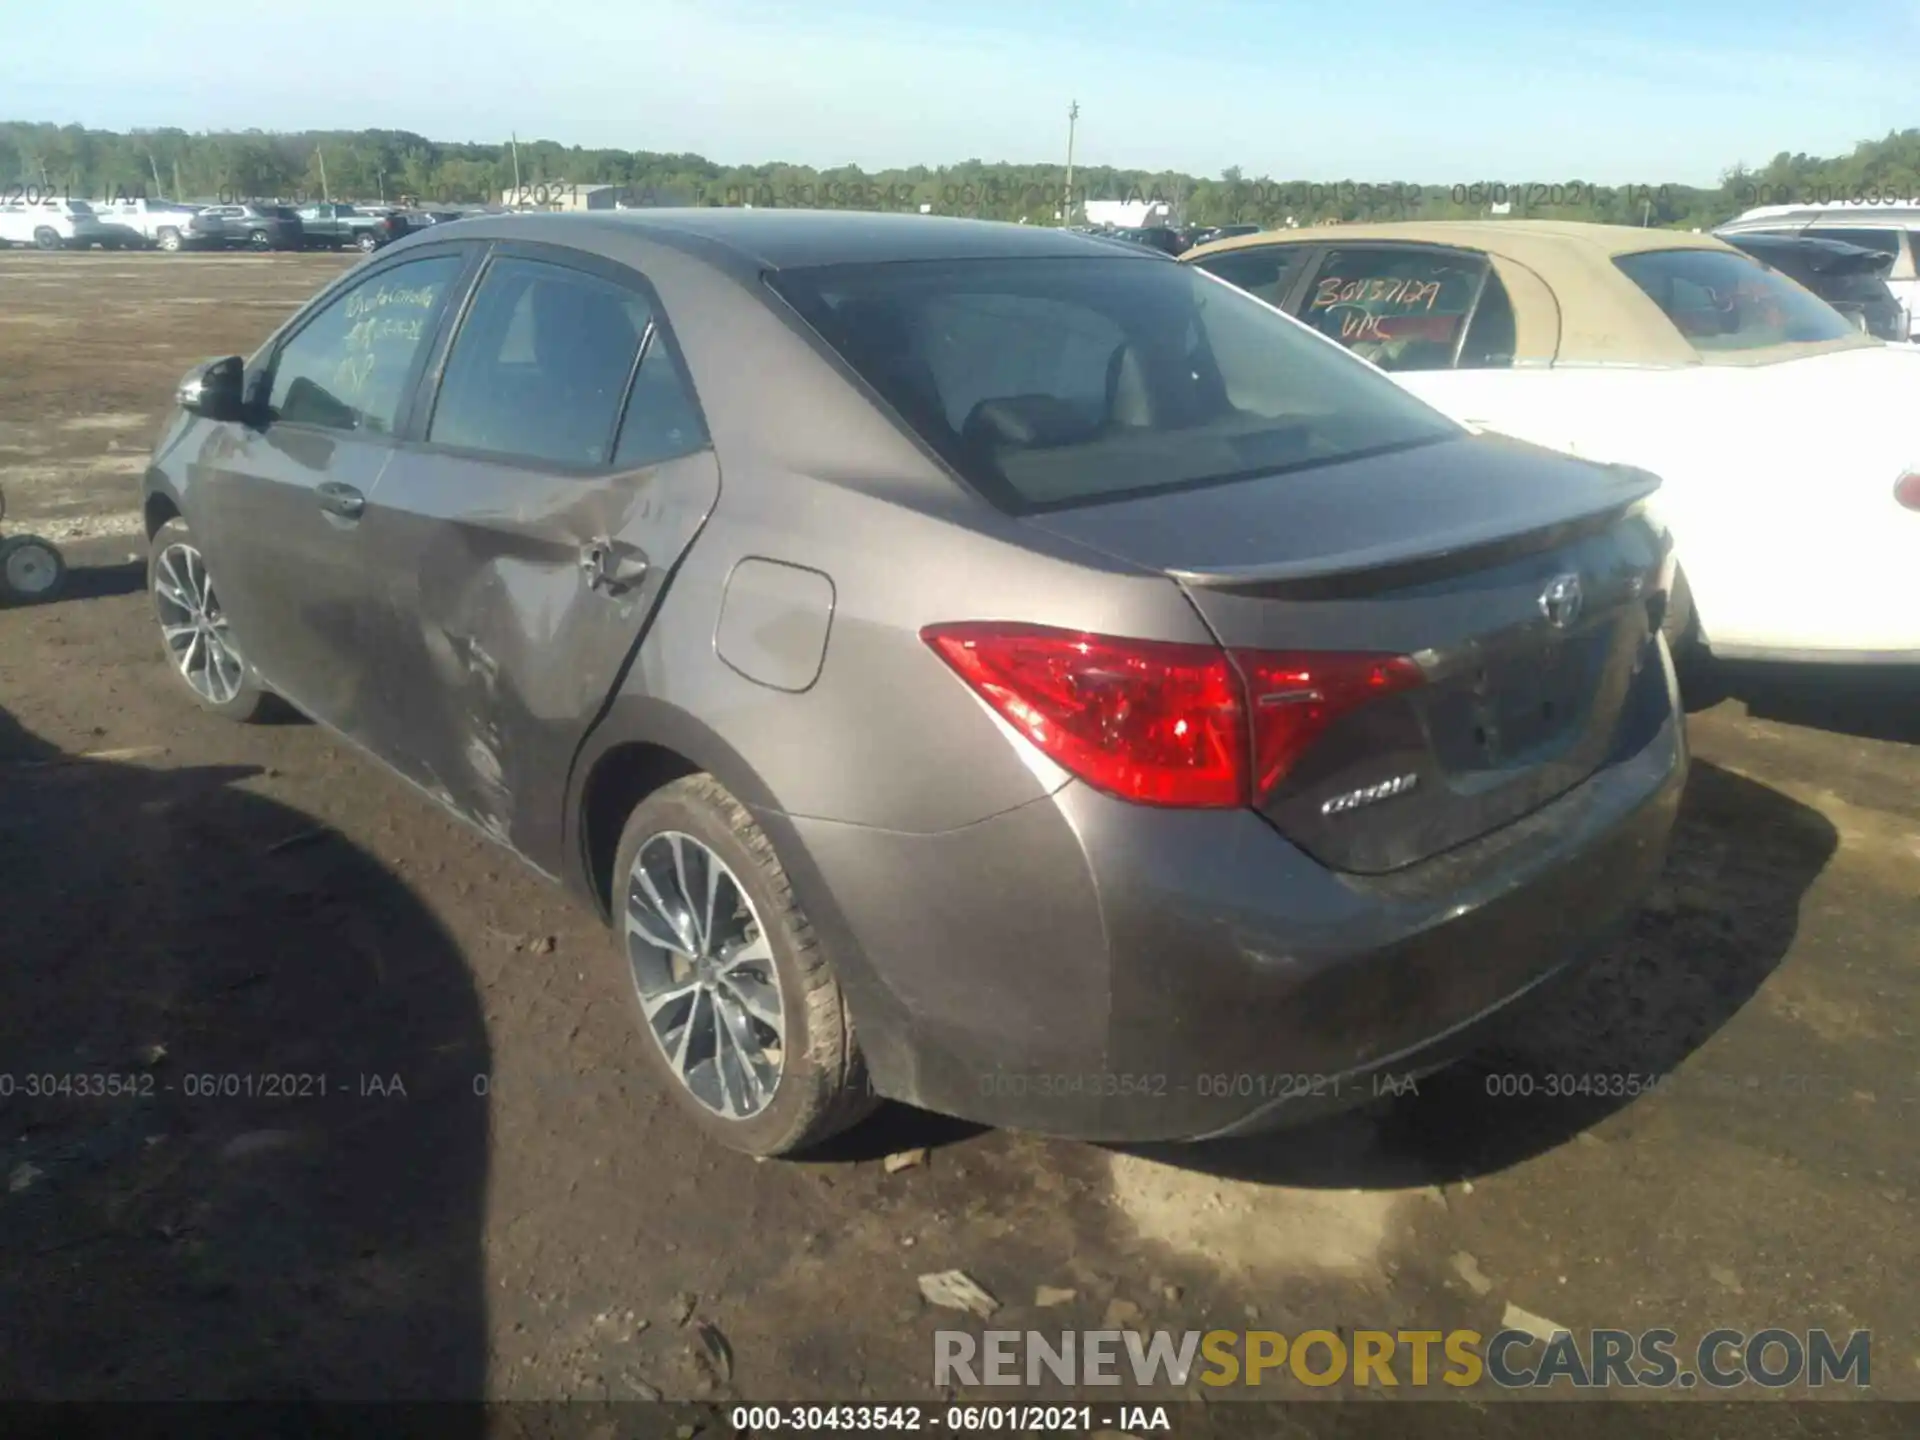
[624,831,785,1119]
[153,542,245,705]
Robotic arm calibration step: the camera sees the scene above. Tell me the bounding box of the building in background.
[1083,197,1174,229]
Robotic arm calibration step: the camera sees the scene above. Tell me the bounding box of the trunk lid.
[1027,433,1671,873]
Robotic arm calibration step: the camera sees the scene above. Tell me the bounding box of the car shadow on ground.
[1125,759,1839,1189]
[1712,661,1920,746]
[0,703,489,1406]
[53,553,147,603]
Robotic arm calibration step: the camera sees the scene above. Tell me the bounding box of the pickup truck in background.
[90,198,207,251]
[295,202,409,252]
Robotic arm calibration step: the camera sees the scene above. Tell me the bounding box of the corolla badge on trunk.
[1321,772,1420,816]
[1539,572,1584,629]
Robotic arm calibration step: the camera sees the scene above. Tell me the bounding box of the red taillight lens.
[1896,472,1920,511]
[1233,651,1426,802]
[922,622,1425,810]
[922,622,1247,807]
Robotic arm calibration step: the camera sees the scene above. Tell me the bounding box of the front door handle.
[580,537,650,592]
[317,482,365,520]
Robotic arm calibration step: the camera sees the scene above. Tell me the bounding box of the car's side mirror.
[177,356,249,423]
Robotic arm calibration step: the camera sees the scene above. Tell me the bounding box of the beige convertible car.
[1184,220,1920,672]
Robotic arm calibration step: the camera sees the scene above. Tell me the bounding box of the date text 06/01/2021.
[728,1404,1172,1432]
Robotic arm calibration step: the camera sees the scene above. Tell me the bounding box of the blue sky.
[4,0,1911,183]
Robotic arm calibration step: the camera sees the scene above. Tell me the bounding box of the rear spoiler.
[1168,466,1663,597]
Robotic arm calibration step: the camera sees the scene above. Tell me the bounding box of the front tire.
[33,227,62,250]
[0,534,67,604]
[148,517,275,722]
[354,231,380,253]
[248,228,271,250]
[156,227,182,252]
[610,775,877,1157]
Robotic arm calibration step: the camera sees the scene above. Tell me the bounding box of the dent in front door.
[361,447,721,866]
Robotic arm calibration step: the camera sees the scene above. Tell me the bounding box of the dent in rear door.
[357,249,719,869]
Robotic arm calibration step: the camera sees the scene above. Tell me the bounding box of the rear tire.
[610,774,877,1157]
[148,517,276,722]
[157,227,182,253]
[0,535,67,604]
[248,228,270,250]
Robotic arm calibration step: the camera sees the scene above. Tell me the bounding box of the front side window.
[1295,247,1490,372]
[1614,248,1867,357]
[1189,245,1307,309]
[428,257,651,466]
[267,254,463,434]
[768,255,1459,512]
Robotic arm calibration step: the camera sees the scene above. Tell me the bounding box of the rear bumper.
[766,653,1687,1143]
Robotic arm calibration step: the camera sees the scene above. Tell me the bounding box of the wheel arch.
[143,482,182,539]
[567,695,785,923]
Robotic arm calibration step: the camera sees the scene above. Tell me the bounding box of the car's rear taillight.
[1896,472,1920,511]
[922,622,1246,807]
[921,622,1422,809]
[1231,651,1426,803]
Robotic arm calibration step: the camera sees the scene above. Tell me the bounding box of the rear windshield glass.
[767,256,1459,512]
[1614,249,1866,358]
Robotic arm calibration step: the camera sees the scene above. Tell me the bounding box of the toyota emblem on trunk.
[1539,573,1584,629]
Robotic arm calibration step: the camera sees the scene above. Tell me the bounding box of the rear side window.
[767,255,1458,512]
[268,254,463,434]
[1456,271,1517,369]
[1614,248,1862,356]
[1190,246,1306,308]
[1803,227,1904,260]
[612,331,710,468]
[1296,247,1490,371]
[429,257,650,466]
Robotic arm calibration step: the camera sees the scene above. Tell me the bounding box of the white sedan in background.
[1185,220,1920,672]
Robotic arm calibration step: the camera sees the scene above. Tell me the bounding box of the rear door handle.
[580,537,650,592]
[317,482,365,520]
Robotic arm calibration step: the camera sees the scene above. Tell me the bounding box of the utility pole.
[1062,99,1079,226]
[147,151,163,198]
[511,132,522,204]
[317,146,330,203]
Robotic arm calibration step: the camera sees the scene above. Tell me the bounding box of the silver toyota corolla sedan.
[140,209,1686,1155]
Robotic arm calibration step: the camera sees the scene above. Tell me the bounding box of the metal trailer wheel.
[0,535,68,604]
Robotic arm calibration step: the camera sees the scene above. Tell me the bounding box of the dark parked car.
[188,203,304,251]
[1189,222,1261,248]
[141,210,1685,1155]
[1109,224,1190,255]
[296,201,408,252]
[1718,232,1906,341]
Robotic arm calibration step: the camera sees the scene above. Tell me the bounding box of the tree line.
[5,120,1919,230]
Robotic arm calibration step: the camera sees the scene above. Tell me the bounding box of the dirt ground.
[2,251,1917,1424]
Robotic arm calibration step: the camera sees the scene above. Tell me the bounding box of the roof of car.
[478,207,1169,271]
[1183,219,1783,367]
